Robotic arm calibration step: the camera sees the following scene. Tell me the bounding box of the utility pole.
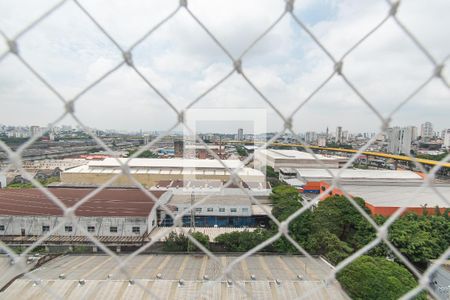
[190,192,195,229]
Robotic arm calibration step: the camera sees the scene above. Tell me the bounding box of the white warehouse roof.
[256,149,340,160]
[297,168,423,183]
[65,165,263,177]
[88,158,244,169]
[343,185,450,208]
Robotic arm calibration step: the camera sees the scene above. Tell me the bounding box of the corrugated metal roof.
[297,168,423,180]
[342,185,450,208]
[64,165,264,176]
[3,279,346,299]
[1,254,347,299]
[256,149,341,160]
[0,188,164,217]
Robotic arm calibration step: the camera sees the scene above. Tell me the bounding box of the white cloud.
[0,0,448,133]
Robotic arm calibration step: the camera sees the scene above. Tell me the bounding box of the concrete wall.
[61,172,265,187]
[173,204,252,217]
[160,190,253,217]
[272,159,339,171]
[0,214,156,236]
[365,204,449,217]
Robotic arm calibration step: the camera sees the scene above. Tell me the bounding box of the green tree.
[337,256,426,300]
[312,196,375,249]
[388,213,449,268]
[269,185,314,252]
[163,231,210,252]
[265,166,278,178]
[215,229,271,252]
[235,146,248,156]
[265,166,282,187]
[162,232,188,251]
[307,230,353,265]
[187,232,210,251]
[270,186,302,221]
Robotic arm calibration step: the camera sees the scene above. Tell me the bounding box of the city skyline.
[1,121,448,136]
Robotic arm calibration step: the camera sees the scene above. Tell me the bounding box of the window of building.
[0,225,4,231]
[242,208,249,213]
[207,208,214,212]
[152,220,155,226]
[87,226,95,233]
[42,226,50,232]
[174,207,179,211]
[219,208,225,213]
[230,208,237,213]
[195,208,202,212]
[64,226,73,232]
[132,226,140,234]
[110,226,118,233]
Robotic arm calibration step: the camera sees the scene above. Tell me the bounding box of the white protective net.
[0,0,449,299]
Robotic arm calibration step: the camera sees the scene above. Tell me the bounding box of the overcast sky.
[0,0,449,134]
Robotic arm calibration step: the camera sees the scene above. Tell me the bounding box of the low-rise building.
[158,189,271,227]
[341,184,450,217]
[0,188,164,245]
[254,149,347,171]
[284,168,449,217]
[296,168,424,185]
[61,158,265,187]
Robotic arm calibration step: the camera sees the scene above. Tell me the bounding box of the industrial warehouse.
[158,189,270,227]
[296,168,424,185]
[0,254,347,299]
[254,149,347,171]
[0,186,271,247]
[281,168,450,216]
[0,188,163,247]
[61,158,265,187]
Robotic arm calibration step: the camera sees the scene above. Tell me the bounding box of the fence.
[0,0,449,299]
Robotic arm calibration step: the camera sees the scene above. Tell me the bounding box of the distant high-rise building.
[143,134,151,145]
[174,140,184,157]
[342,130,348,142]
[237,128,244,141]
[318,136,327,147]
[411,126,418,141]
[335,126,342,143]
[30,126,41,136]
[420,122,433,139]
[387,126,413,155]
[304,131,318,144]
[444,129,450,148]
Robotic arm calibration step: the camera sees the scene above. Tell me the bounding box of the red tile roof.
[0,188,164,217]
